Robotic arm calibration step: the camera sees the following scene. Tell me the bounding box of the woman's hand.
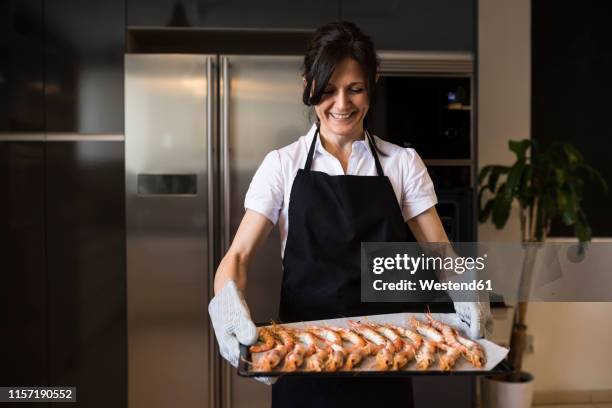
[453,301,494,339]
[209,210,276,384]
[208,280,258,367]
[407,207,494,338]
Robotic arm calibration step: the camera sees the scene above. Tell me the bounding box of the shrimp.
[385,323,423,349]
[307,326,342,345]
[290,329,317,357]
[392,347,415,370]
[308,330,344,372]
[343,347,367,370]
[290,329,329,371]
[324,342,345,372]
[425,313,468,354]
[437,342,462,371]
[363,321,404,352]
[348,320,394,370]
[423,313,486,368]
[454,332,486,368]
[253,324,295,372]
[271,324,295,351]
[389,336,417,371]
[381,324,421,370]
[328,327,370,369]
[249,327,276,353]
[415,339,437,370]
[327,326,366,349]
[348,320,394,352]
[362,321,414,370]
[374,347,394,370]
[410,317,445,343]
[279,327,312,372]
[306,346,329,372]
[253,344,285,371]
[284,343,308,371]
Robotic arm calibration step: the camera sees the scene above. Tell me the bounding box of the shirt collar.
[305,123,374,158]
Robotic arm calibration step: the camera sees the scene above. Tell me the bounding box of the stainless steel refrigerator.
[125,53,310,408]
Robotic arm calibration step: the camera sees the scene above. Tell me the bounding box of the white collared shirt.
[245,124,438,257]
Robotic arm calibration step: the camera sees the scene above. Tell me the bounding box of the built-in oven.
[371,51,476,242]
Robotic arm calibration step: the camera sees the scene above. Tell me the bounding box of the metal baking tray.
[237,344,513,378]
[237,312,512,378]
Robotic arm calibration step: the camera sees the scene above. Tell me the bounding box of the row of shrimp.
[249,314,485,372]
[409,313,486,371]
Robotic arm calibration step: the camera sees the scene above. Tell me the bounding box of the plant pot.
[480,372,534,408]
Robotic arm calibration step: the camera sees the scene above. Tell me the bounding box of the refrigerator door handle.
[207,55,217,290]
[220,55,233,408]
[221,56,231,252]
[206,55,221,408]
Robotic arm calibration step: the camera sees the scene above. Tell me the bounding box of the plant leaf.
[517,163,533,207]
[504,158,526,200]
[478,165,496,184]
[509,139,531,159]
[488,166,509,192]
[479,199,495,223]
[574,210,592,242]
[558,187,578,225]
[562,143,583,166]
[491,183,512,229]
[577,163,609,193]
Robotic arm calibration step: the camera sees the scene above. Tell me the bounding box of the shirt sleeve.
[244,150,284,225]
[401,148,438,221]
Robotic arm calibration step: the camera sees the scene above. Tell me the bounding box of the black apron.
[272,126,415,408]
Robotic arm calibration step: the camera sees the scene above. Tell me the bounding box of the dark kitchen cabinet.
[127,0,339,29]
[44,0,124,133]
[46,142,126,408]
[0,143,48,393]
[340,0,475,51]
[0,0,45,131]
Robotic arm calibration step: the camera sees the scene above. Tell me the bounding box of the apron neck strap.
[304,125,385,177]
[304,125,319,171]
[365,129,385,177]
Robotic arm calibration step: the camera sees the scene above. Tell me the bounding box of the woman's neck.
[318,124,365,173]
[318,125,365,152]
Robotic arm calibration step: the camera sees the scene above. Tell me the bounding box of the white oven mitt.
[453,301,494,339]
[208,280,276,385]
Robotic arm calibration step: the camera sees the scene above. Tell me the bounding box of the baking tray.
[237,312,512,378]
[238,345,513,377]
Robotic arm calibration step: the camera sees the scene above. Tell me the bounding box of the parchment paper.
[250,312,509,373]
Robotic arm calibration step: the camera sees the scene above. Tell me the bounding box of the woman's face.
[314,58,370,139]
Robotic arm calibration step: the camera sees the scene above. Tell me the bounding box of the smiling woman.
[208,21,491,408]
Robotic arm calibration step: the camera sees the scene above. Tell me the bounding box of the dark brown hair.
[302,22,379,115]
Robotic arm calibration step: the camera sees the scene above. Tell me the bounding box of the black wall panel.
[532,1,612,236]
[0,142,49,408]
[341,0,475,51]
[44,0,125,133]
[0,0,45,131]
[46,142,125,408]
[128,0,340,29]
[127,0,474,51]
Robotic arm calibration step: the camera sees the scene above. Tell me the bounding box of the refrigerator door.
[220,55,310,408]
[125,54,217,408]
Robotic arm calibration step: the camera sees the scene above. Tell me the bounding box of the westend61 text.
[372,279,493,291]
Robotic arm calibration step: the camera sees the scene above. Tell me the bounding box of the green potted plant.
[478,139,607,408]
